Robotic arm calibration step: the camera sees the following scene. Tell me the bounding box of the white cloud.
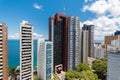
[82,0,120,17]
[8,33,42,39]
[82,16,120,40]
[33,3,43,10]
[33,33,43,39]
[81,0,120,40]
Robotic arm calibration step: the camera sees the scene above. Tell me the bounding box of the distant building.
[82,24,94,57]
[0,23,8,80]
[81,30,89,63]
[111,39,120,47]
[104,35,120,45]
[94,43,106,59]
[67,16,81,70]
[107,46,120,80]
[114,30,120,36]
[49,13,68,71]
[37,38,53,80]
[20,20,33,80]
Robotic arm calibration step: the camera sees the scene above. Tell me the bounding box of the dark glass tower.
[49,13,68,71]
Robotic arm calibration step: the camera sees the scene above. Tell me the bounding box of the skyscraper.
[37,38,53,80]
[81,30,89,63]
[82,24,94,57]
[49,13,68,71]
[20,20,33,80]
[67,16,81,70]
[0,23,8,80]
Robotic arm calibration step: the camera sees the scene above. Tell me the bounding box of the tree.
[65,70,80,80]
[76,63,91,72]
[9,66,17,80]
[65,63,98,80]
[80,71,98,80]
[65,70,98,80]
[92,58,107,79]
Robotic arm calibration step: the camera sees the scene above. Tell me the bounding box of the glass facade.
[46,43,52,80]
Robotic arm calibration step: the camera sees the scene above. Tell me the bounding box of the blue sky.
[0,0,120,40]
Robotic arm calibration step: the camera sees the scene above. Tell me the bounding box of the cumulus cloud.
[82,16,120,40]
[33,33,43,39]
[82,0,120,17]
[82,0,120,40]
[9,33,42,39]
[33,3,43,10]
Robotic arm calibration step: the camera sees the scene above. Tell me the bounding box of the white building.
[0,23,8,80]
[20,20,33,80]
[37,38,53,80]
[94,43,106,59]
[68,16,81,70]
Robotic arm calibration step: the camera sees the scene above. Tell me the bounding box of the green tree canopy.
[92,58,107,78]
[76,63,91,72]
[65,70,98,80]
[65,70,80,80]
[8,66,16,76]
[80,71,98,80]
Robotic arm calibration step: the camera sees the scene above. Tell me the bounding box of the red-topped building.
[49,13,68,71]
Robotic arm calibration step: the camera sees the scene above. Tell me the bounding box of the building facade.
[67,16,81,70]
[82,24,94,57]
[107,48,120,80]
[37,38,53,80]
[94,43,106,59]
[81,30,89,63]
[49,13,68,71]
[0,23,8,80]
[105,35,120,45]
[20,20,33,80]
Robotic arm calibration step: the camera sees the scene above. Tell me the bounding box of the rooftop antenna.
[63,0,66,15]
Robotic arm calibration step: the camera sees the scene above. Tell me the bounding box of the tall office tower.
[81,30,89,63]
[49,17,54,41]
[0,23,8,80]
[82,24,94,57]
[49,13,68,71]
[37,38,53,80]
[67,16,81,70]
[107,46,120,80]
[20,20,33,80]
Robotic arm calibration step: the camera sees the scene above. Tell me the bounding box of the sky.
[0,0,120,40]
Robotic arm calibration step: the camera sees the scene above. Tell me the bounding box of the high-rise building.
[37,38,53,80]
[20,20,33,80]
[49,17,54,41]
[67,16,81,70]
[0,23,8,80]
[82,24,94,57]
[81,30,89,63]
[49,13,68,71]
